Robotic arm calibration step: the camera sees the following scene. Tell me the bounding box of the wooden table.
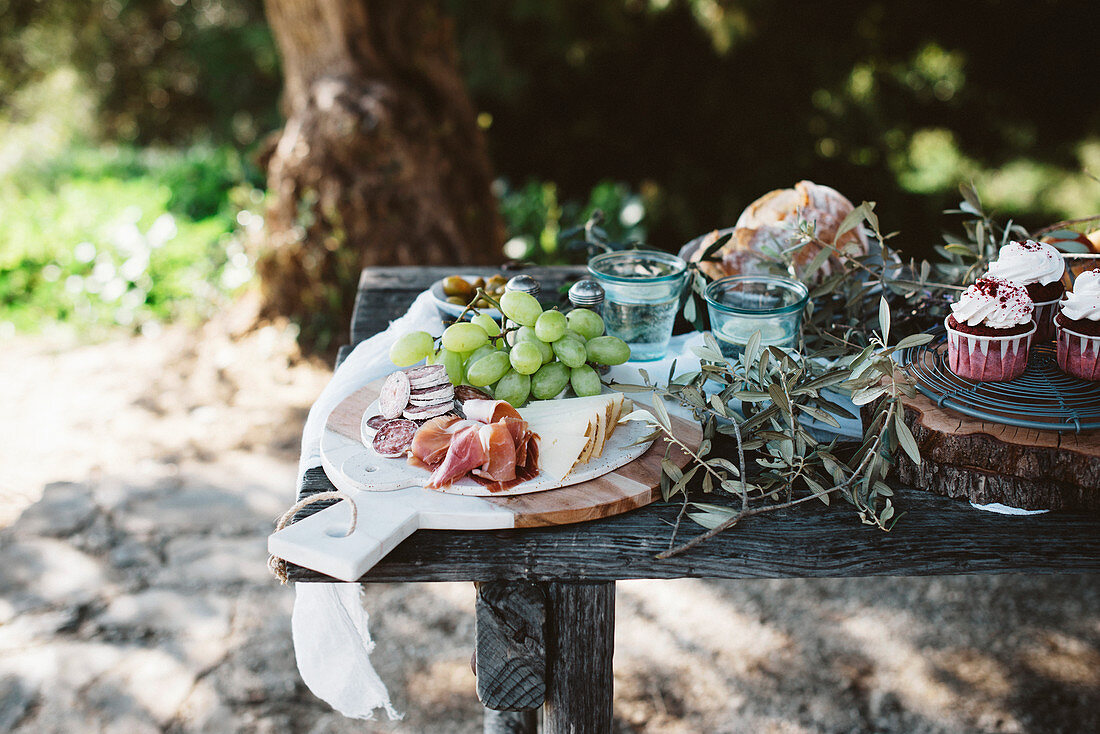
[283,265,1100,734]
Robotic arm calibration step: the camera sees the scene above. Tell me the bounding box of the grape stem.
[455,287,505,324]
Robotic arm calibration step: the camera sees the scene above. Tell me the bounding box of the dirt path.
[1,323,1097,732]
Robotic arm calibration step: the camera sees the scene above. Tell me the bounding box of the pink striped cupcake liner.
[1056,325,1100,382]
[945,317,1035,382]
[1031,298,1060,342]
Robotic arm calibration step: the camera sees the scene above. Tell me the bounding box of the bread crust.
[690,180,870,280]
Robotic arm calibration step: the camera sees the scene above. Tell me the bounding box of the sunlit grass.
[0,143,264,336]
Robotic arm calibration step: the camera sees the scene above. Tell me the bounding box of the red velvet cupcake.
[1055,268,1100,381]
[946,277,1035,381]
[986,240,1066,341]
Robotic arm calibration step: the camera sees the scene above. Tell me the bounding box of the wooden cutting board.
[268,380,702,581]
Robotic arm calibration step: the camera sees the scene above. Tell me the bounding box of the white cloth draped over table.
[291,289,709,719]
[293,290,442,720]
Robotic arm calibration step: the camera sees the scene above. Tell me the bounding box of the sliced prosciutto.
[426,423,489,489]
[462,399,522,424]
[410,398,541,490]
[409,414,465,468]
[470,422,517,483]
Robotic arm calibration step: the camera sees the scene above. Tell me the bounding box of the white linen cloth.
[293,289,441,721]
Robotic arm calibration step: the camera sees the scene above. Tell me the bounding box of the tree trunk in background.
[259,0,504,351]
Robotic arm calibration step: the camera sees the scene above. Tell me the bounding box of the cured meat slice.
[410,415,466,467]
[405,364,449,389]
[379,371,411,419]
[405,365,446,380]
[521,431,539,475]
[362,414,395,438]
[409,384,455,406]
[463,399,522,424]
[470,422,517,482]
[372,419,418,458]
[454,385,492,403]
[501,416,528,445]
[426,424,488,488]
[403,402,456,421]
[410,383,454,399]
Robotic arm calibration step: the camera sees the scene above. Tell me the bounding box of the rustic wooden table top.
[285,265,1100,584]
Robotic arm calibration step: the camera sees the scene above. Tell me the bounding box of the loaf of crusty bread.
[690,180,870,280]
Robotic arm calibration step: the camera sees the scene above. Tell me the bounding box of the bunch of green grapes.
[387,290,631,407]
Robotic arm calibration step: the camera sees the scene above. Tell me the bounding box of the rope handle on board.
[267,491,358,584]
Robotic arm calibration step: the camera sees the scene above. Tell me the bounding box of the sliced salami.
[454,385,493,403]
[403,402,457,421]
[405,364,446,381]
[406,365,450,389]
[362,414,395,438]
[410,383,454,401]
[379,370,411,418]
[409,389,455,407]
[409,376,451,391]
[410,398,455,410]
[372,418,418,458]
[409,385,451,396]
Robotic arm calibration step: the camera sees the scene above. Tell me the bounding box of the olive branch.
[613,186,1032,556]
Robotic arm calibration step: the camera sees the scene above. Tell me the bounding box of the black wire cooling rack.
[897,327,1100,432]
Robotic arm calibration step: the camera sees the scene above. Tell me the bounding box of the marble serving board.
[268,381,703,582]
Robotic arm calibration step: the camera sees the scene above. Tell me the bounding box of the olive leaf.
[699,231,733,261]
[878,296,890,344]
[894,410,921,465]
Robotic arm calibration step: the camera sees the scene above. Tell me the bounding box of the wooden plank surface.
[543,582,615,734]
[285,466,1100,583]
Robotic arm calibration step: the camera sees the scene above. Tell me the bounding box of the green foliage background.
[2,0,1098,334]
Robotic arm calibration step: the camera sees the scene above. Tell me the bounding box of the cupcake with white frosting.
[986,240,1066,340]
[1054,268,1100,381]
[946,276,1035,381]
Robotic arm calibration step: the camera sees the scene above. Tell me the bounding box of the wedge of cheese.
[519,393,633,481]
[533,433,592,482]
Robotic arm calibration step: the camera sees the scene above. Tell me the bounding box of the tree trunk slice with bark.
[893,390,1100,511]
[259,0,504,349]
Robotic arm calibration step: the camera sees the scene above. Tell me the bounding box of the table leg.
[543,581,616,734]
[475,581,546,734]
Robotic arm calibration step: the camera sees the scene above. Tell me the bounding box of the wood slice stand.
[893,391,1100,511]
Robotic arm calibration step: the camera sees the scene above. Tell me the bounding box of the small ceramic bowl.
[429,275,503,321]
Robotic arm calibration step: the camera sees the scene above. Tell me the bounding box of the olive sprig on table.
[388,286,631,407]
[613,308,931,557]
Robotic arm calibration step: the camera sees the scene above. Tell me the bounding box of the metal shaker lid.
[568,279,605,307]
[504,274,541,298]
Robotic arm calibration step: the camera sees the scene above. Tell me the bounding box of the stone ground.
[1,319,1098,733]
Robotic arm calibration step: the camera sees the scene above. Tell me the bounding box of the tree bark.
[259,0,504,350]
